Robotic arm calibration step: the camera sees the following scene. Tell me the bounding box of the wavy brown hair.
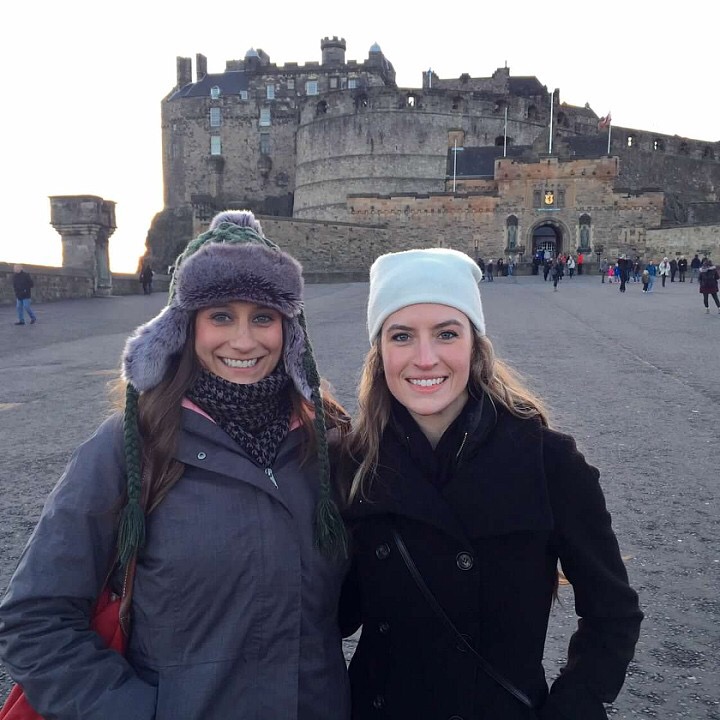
[345,331,549,502]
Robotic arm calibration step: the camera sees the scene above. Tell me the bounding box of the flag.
[598,112,612,130]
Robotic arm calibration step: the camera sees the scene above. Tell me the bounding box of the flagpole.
[548,90,554,154]
[453,139,457,192]
[607,122,612,155]
[503,106,508,158]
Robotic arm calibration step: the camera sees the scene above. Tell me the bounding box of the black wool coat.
[340,394,642,720]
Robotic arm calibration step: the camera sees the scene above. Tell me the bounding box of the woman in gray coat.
[0,212,350,720]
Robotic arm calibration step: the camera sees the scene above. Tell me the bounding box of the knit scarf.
[187,365,292,467]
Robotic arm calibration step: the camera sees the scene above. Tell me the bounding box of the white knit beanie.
[367,248,486,341]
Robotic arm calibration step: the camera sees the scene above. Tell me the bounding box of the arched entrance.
[531,222,564,258]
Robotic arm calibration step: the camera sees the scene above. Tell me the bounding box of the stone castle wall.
[0,263,170,307]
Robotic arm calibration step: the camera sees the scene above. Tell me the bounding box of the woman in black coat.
[339,248,642,720]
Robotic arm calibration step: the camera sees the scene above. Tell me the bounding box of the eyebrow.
[385,319,465,332]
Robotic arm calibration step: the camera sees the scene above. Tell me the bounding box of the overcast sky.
[1,0,716,273]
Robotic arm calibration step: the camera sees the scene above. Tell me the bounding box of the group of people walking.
[0,210,642,720]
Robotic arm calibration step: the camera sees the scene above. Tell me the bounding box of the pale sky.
[1,0,716,274]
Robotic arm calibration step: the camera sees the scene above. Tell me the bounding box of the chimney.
[321,36,346,66]
[196,54,208,82]
[177,57,192,88]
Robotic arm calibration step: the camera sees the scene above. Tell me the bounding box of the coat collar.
[344,391,499,545]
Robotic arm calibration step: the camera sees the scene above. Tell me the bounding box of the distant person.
[476,257,486,279]
[139,263,154,295]
[677,256,688,282]
[641,267,650,293]
[566,254,576,278]
[658,257,670,288]
[600,257,609,283]
[617,255,629,293]
[632,258,642,283]
[550,258,562,291]
[646,259,657,292]
[11,264,37,326]
[577,251,584,275]
[486,258,494,282]
[690,254,701,283]
[669,258,678,283]
[698,258,720,314]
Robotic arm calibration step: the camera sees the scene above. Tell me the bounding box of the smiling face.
[380,303,473,445]
[194,301,284,384]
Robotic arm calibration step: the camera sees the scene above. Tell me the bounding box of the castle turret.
[321,36,346,66]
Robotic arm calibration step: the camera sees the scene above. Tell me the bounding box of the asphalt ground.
[1,273,718,718]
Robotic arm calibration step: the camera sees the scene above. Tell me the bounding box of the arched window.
[315,100,328,116]
[406,94,419,108]
[506,215,518,249]
[653,138,665,151]
[556,111,569,127]
[527,105,538,121]
[495,135,513,147]
[452,96,464,111]
[627,134,636,148]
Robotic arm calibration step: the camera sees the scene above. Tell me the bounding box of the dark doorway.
[532,224,562,257]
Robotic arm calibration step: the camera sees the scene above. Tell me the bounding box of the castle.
[145,37,720,273]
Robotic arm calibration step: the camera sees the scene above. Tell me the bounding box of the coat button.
[197,451,207,460]
[375,543,391,560]
[378,621,390,634]
[456,552,474,570]
[372,694,385,710]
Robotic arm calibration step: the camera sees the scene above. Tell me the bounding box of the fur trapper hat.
[118,210,346,563]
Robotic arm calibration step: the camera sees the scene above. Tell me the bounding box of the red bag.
[0,559,135,720]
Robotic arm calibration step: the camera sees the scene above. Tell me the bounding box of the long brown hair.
[346,330,549,502]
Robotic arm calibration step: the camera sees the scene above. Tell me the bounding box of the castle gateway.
[144,37,720,273]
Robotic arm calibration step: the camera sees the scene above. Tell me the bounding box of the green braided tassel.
[315,493,348,560]
[119,384,146,565]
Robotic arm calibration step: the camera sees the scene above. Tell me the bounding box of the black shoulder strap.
[390,526,534,709]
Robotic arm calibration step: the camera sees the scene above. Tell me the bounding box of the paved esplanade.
[1,276,718,718]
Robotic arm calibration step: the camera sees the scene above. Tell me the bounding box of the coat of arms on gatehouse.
[544,190,555,206]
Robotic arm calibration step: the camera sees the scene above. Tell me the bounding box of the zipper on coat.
[455,432,469,461]
[265,467,278,488]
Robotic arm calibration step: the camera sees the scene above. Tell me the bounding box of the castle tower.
[321,36,346,66]
[50,195,117,296]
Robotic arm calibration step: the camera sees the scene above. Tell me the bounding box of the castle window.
[355,94,369,111]
[209,107,221,128]
[239,90,248,100]
[316,100,328,116]
[627,134,636,148]
[348,78,358,89]
[305,80,318,95]
[210,86,221,99]
[494,100,507,114]
[266,84,275,100]
[260,133,271,155]
[329,77,338,90]
[210,136,222,156]
[452,96,464,111]
[527,105,538,120]
[287,78,295,90]
[259,108,271,126]
[495,135,513,147]
[407,94,418,108]
[556,111,569,128]
[653,138,665,151]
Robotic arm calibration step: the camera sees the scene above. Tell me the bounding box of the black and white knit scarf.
[187,365,292,467]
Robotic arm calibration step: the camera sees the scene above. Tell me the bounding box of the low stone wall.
[645,224,720,259]
[0,263,171,306]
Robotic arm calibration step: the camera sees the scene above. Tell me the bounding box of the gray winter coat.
[0,408,350,720]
